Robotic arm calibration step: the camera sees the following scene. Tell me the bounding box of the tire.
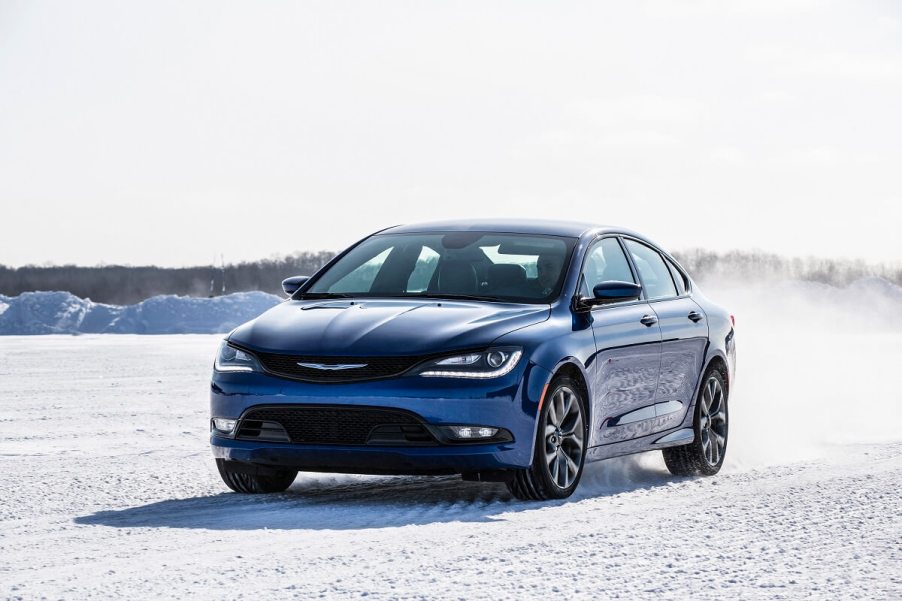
[663,367,728,477]
[216,459,298,493]
[507,376,589,501]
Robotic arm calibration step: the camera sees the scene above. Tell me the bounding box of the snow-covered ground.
[1,282,901,599]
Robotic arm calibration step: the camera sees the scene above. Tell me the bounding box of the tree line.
[672,248,902,287]
[0,251,335,305]
[1,249,899,305]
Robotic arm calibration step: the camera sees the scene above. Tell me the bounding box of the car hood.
[229,299,550,356]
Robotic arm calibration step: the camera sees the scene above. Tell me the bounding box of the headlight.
[417,348,522,379]
[214,340,261,373]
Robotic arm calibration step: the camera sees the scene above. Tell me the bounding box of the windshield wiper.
[296,292,356,300]
[297,292,511,302]
[401,293,508,302]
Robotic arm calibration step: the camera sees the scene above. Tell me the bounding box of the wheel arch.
[704,354,730,399]
[685,352,730,418]
[546,359,592,428]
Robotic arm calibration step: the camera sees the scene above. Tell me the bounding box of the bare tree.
[0,251,335,304]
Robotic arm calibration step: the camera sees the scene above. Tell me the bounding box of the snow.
[704,276,902,332]
[0,291,281,335]
[1,280,901,599]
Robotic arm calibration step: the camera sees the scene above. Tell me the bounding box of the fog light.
[443,425,499,440]
[212,417,237,434]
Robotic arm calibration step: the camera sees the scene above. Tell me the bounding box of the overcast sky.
[1,0,900,267]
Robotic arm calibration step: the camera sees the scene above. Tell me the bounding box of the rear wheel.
[216,459,297,493]
[507,376,588,501]
[663,368,728,476]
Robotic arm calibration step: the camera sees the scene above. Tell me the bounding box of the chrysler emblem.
[296,362,368,371]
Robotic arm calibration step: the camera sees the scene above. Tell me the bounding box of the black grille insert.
[236,406,437,446]
[235,420,290,443]
[253,351,429,383]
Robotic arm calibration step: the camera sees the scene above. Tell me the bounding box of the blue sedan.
[210,220,736,500]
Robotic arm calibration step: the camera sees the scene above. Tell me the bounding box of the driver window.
[580,238,635,297]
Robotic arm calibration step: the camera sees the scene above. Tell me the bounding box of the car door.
[582,237,663,446]
[623,239,708,433]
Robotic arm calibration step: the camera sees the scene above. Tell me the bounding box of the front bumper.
[210,361,553,474]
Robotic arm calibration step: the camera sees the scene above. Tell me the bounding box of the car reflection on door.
[589,301,663,445]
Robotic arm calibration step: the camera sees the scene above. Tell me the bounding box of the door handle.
[687,311,704,323]
[640,314,658,327]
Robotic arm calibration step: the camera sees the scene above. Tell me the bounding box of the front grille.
[253,351,428,383]
[236,406,437,446]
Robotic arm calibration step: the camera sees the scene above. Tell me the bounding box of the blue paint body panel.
[210,220,736,477]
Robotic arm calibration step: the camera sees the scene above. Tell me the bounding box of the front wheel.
[507,376,589,501]
[663,368,728,476]
[216,459,297,493]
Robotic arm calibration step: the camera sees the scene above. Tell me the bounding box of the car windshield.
[303,232,576,303]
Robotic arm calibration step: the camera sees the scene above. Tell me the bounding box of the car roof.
[382,219,638,239]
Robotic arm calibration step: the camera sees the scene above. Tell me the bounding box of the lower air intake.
[236,406,437,446]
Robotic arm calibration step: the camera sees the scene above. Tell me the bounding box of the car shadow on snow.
[75,455,678,531]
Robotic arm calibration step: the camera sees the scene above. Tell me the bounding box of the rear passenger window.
[624,240,677,300]
[665,258,686,295]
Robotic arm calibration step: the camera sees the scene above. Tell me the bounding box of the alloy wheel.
[699,376,727,467]
[543,386,585,489]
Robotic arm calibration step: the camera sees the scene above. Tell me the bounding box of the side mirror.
[574,280,642,312]
[592,280,642,305]
[592,280,642,303]
[281,275,310,296]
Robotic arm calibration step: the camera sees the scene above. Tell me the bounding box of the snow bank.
[0,291,282,335]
